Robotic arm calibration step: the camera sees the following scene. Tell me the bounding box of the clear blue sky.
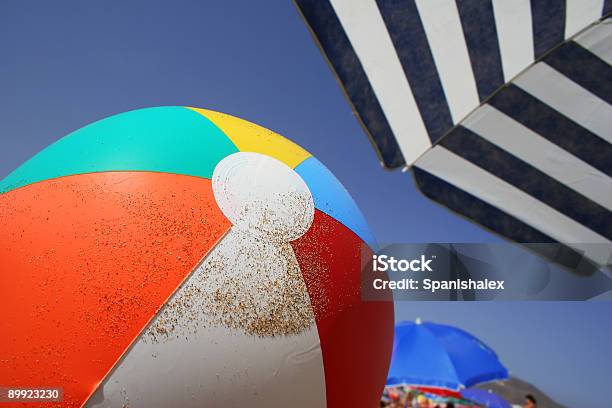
[0,1,610,407]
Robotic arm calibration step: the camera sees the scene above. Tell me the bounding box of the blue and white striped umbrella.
[296,0,612,275]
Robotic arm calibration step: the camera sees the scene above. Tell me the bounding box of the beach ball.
[0,107,393,408]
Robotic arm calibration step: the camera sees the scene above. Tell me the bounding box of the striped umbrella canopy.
[296,0,612,275]
[0,107,393,408]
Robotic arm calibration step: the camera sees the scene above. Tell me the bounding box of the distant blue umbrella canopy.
[461,388,511,408]
[387,320,508,390]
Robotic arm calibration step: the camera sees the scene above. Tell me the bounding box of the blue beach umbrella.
[461,388,511,408]
[387,320,508,390]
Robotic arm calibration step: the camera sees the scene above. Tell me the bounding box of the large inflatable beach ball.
[0,107,393,408]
